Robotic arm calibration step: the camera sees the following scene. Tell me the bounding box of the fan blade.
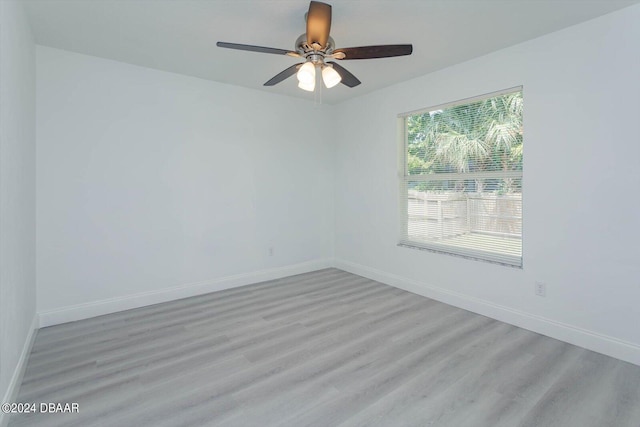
[217,42,300,57]
[333,44,413,60]
[306,1,331,50]
[326,62,361,88]
[264,64,303,86]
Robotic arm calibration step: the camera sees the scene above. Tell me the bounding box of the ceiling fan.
[217,1,413,92]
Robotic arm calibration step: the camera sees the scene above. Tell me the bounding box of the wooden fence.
[407,190,522,241]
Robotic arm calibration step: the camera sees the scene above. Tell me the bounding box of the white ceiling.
[23,0,639,104]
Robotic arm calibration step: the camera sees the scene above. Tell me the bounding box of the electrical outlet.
[268,247,274,256]
[534,281,546,297]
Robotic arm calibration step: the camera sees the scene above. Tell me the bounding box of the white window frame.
[398,87,523,268]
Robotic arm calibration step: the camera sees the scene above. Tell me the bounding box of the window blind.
[399,87,523,267]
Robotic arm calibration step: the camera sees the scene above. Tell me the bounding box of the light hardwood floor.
[9,268,640,426]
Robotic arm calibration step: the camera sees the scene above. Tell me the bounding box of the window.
[399,87,523,267]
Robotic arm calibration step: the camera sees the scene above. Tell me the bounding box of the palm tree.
[407,91,523,193]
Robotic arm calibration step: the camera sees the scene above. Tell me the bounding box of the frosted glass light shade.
[297,62,316,85]
[322,65,341,88]
[298,79,315,92]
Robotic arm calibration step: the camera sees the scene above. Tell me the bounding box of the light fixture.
[321,65,341,88]
[296,60,342,92]
[297,62,316,85]
[298,79,315,92]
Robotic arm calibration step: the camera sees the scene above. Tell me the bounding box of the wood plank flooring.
[9,268,640,426]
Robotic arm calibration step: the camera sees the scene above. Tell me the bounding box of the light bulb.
[297,62,316,85]
[322,65,342,88]
[298,79,315,92]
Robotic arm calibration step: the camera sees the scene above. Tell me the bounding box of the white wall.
[0,0,37,419]
[333,5,640,363]
[36,47,333,320]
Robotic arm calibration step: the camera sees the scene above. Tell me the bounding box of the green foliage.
[407,91,523,193]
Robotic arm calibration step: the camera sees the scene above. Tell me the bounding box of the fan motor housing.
[296,33,335,60]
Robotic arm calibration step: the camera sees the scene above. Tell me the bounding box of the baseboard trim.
[39,259,333,328]
[334,259,640,366]
[0,314,38,427]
